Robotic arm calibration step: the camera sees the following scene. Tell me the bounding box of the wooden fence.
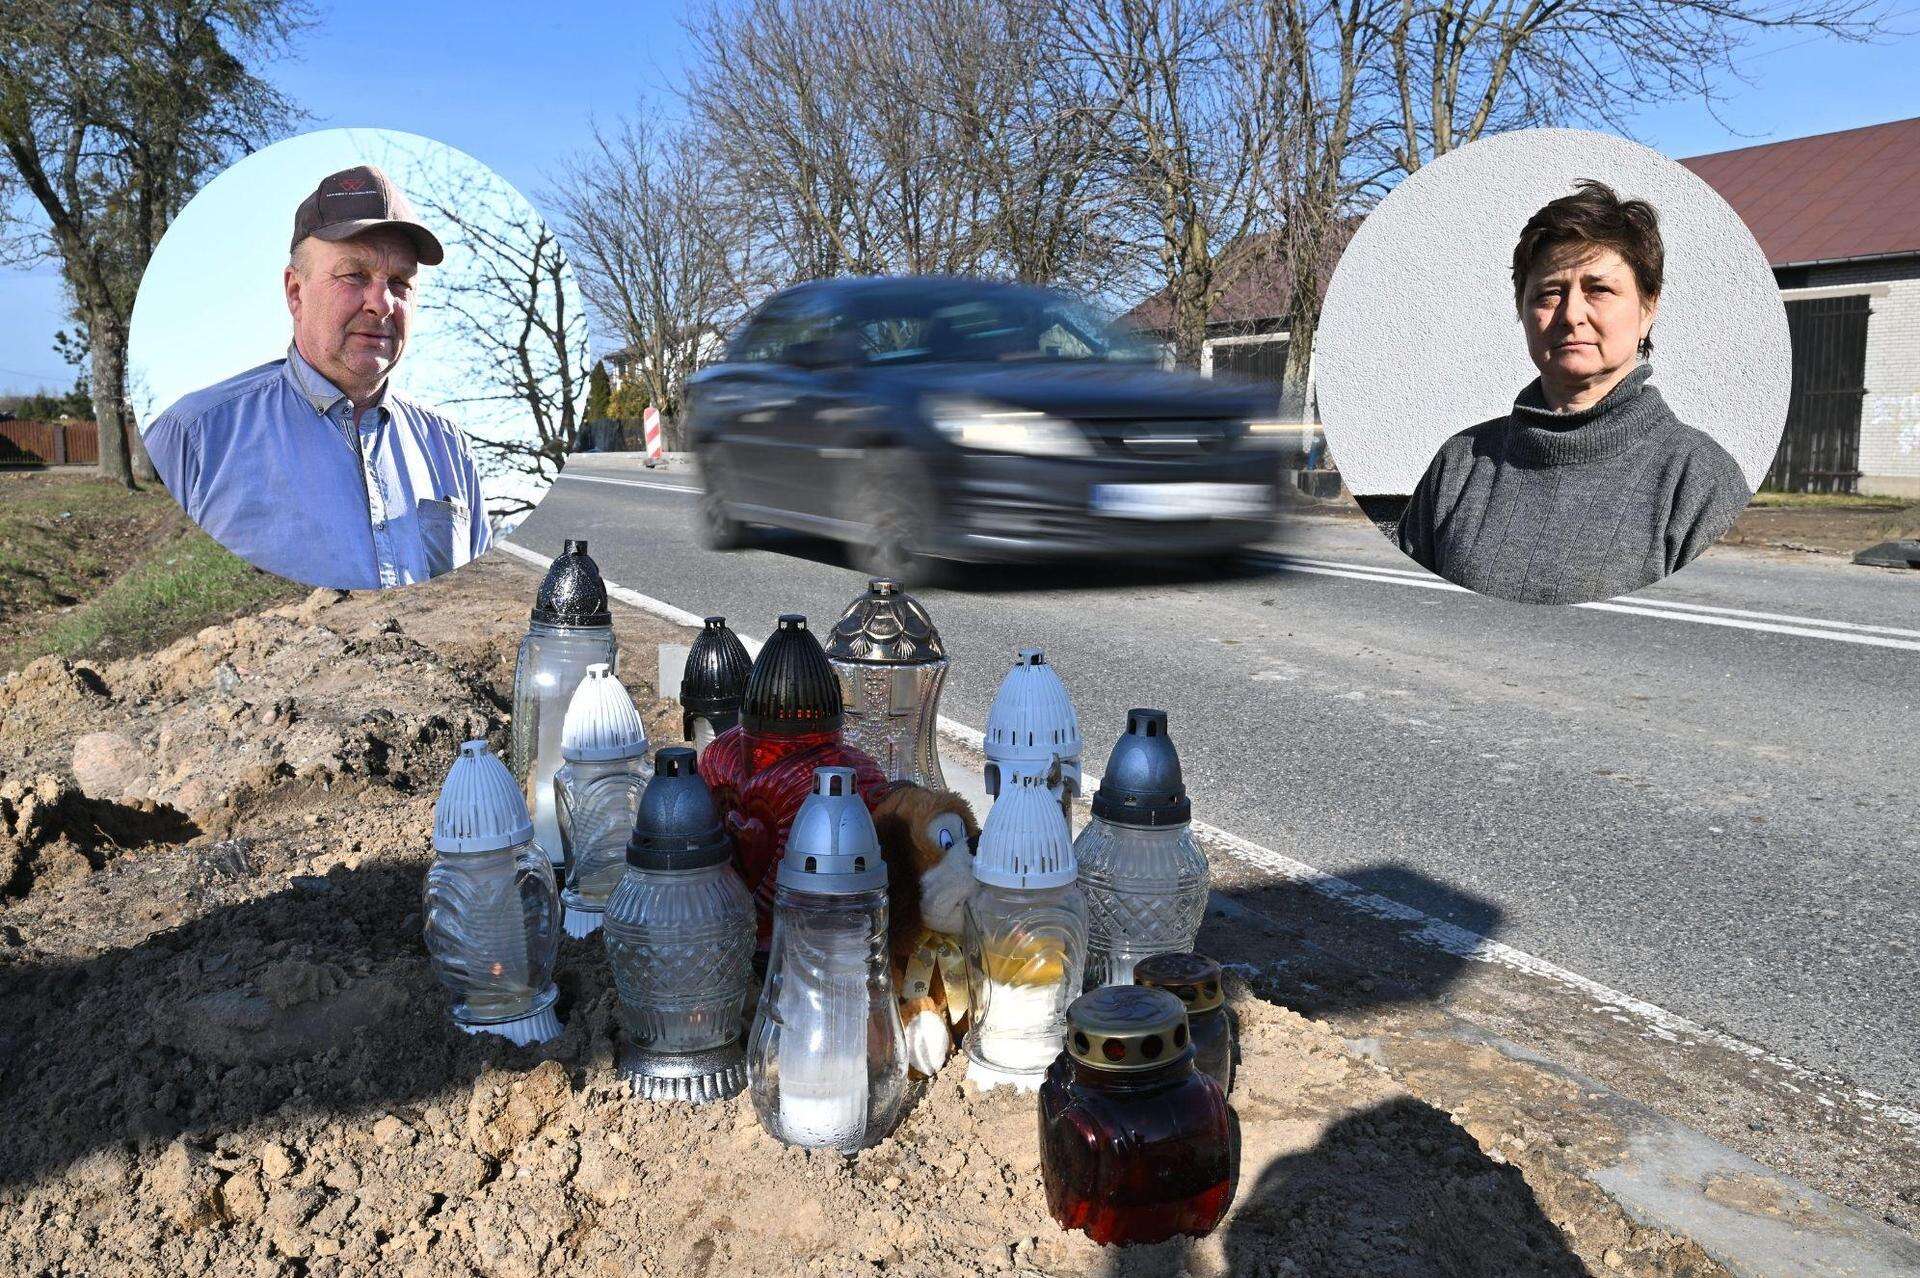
[0,420,100,466]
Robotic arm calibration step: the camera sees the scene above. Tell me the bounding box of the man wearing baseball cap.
[145,164,492,590]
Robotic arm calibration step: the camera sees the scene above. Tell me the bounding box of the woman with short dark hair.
[1394,180,1751,605]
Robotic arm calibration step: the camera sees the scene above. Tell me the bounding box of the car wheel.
[856,454,938,587]
[697,451,750,551]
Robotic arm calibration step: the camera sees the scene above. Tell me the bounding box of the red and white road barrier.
[642,406,664,467]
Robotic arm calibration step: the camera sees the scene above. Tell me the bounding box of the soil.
[0,553,1724,1276]
[1718,500,1920,558]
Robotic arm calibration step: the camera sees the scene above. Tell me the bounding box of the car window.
[728,303,803,364]
[729,297,844,366]
[848,289,1152,365]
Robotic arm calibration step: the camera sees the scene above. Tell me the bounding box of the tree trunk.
[1171,272,1211,370]
[85,298,134,489]
[1280,303,1317,422]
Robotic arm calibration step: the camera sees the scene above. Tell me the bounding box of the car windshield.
[847,288,1155,366]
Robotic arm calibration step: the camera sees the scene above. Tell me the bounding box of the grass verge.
[0,471,303,670]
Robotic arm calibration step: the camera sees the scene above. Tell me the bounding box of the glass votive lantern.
[962,772,1087,1090]
[1039,985,1233,1245]
[681,615,751,754]
[747,766,908,1151]
[1075,709,1209,987]
[553,663,652,938]
[984,648,1081,824]
[1134,951,1233,1095]
[423,740,562,1045]
[824,577,949,789]
[603,746,757,1101]
[510,539,618,868]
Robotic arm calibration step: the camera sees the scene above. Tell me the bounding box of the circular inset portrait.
[130,128,590,591]
[1315,128,1790,606]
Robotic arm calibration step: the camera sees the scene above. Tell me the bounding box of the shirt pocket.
[416,497,469,579]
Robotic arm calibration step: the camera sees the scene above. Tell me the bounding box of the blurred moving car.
[685,276,1282,581]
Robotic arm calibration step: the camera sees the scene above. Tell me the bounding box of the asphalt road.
[513,456,1920,1110]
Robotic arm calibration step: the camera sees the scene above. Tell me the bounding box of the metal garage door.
[1765,295,1869,494]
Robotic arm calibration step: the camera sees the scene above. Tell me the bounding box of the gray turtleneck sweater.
[1394,364,1751,605]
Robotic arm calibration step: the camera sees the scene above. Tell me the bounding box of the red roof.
[1121,222,1356,333]
[1682,116,1920,267]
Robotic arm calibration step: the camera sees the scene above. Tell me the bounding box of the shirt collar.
[284,341,389,419]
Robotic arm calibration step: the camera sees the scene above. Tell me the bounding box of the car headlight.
[924,396,1093,458]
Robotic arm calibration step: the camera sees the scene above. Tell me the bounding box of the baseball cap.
[290,164,445,266]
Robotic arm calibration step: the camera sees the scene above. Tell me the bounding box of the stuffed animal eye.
[937,828,955,851]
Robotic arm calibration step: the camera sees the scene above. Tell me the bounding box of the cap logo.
[336,176,367,192]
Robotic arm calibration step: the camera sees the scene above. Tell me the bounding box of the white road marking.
[556,472,702,496]
[1260,553,1920,653]
[495,540,707,628]
[494,541,1920,1139]
[556,478,1919,651]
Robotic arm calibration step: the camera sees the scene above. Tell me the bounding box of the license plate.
[1089,483,1270,520]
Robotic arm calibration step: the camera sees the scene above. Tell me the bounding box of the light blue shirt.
[144,344,492,590]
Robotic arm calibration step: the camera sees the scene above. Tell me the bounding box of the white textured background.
[1316,129,1791,496]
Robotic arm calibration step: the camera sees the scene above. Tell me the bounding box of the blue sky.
[2,1,1915,395]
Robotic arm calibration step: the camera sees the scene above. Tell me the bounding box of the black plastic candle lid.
[682,616,752,716]
[741,615,843,734]
[626,746,732,871]
[531,538,613,628]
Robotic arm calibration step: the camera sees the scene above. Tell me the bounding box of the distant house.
[1682,117,1920,497]
[1119,231,1350,423]
[1124,119,1920,496]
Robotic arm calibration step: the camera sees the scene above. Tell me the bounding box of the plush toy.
[872,781,981,1077]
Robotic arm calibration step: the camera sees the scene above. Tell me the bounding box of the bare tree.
[1382,0,1891,174]
[1060,0,1283,366]
[402,153,591,520]
[1252,0,1892,420]
[552,113,748,449]
[0,0,305,488]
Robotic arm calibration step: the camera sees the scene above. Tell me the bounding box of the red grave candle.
[1039,985,1234,1245]
[697,615,887,942]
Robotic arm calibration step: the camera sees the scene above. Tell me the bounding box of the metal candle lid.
[742,615,843,734]
[627,746,732,871]
[681,616,752,718]
[433,740,535,853]
[531,539,613,628]
[1090,709,1191,827]
[560,664,649,762]
[1133,952,1224,1015]
[824,578,946,665]
[1066,985,1191,1073]
[778,767,885,893]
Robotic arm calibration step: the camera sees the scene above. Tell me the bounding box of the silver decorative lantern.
[824,578,948,789]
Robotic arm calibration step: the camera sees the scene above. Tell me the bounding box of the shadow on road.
[1091,868,1584,1276]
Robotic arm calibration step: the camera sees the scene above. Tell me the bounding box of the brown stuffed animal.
[872,781,980,1077]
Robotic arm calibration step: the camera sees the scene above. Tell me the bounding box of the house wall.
[1785,258,1920,498]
